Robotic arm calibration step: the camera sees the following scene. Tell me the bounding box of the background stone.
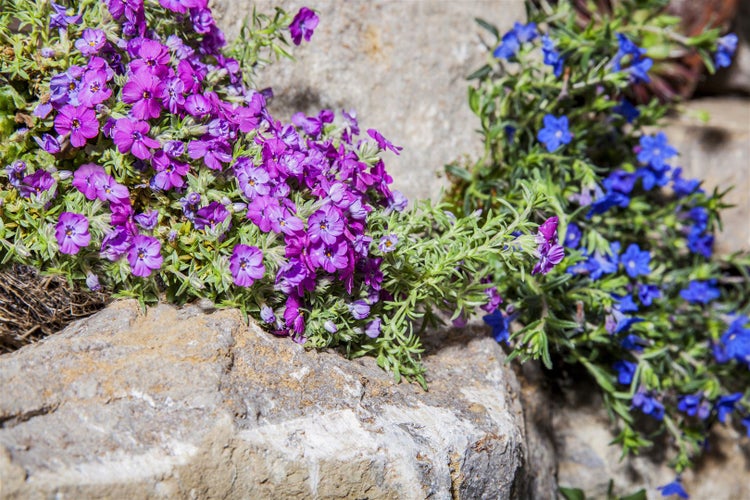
[212,0,525,204]
[665,97,750,254]
[0,301,553,499]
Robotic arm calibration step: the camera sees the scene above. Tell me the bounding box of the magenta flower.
[72,163,107,200]
[129,39,171,77]
[158,0,203,14]
[367,128,403,155]
[122,70,164,120]
[75,28,106,56]
[184,94,211,117]
[77,70,112,108]
[113,118,160,159]
[54,105,99,148]
[55,212,91,255]
[127,234,163,277]
[235,162,271,199]
[229,244,265,287]
[160,77,185,114]
[289,7,319,45]
[283,294,306,337]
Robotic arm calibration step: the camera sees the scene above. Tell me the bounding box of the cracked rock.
[0,301,553,499]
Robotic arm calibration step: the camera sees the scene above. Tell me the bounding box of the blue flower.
[671,167,702,198]
[616,294,639,313]
[603,169,637,195]
[637,132,678,171]
[715,392,743,423]
[688,206,709,230]
[637,284,661,307]
[587,191,630,216]
[613,360,637,385]
[541,35,564,77]
[637,166,671,191]
[714,33,738,69]
[742,416,750,438]
[493,31,521,59]
[492,22,537,60]
[632,389,664,420]
[679,280,720,304]
[677,393,710,420]
[687,228,713,259]
[483,309,511,343]
[620,243,651,278]
[613,99,640,123]
[620,333,646,352]
[564,223,582,248]
[720,315,750,367]
[537,114,572,152]
[613,33,653,83]
[658,477,689,499]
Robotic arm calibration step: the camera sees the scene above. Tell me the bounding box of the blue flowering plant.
[0,0,543,387]
[447,0,750,491]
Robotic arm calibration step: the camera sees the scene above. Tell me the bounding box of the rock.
[212,0,525,203]
[0,300,552,499]
[665,97,750,254]
[553,375,750,499]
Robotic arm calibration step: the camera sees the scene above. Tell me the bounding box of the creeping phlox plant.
[446,0,750,494]
[0,0,544,387]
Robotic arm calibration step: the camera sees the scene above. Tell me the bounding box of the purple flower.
[159,0,202,14]
[367,128,403,155]
[72,163,106,200]
[310,239,350,273]
[55,212,91,255]
[537,114,572,152]
[191,8,215,34]
[378,234,398,253]
[620,243,650,278]
[122,70,164,120]
[289,7,319,45]
[481,286,503,314]
[308,205,345,244]
[5,160,26,187]
[283,294,306,337]
[33,134,62,154]
[188,138,232,171]
[235,160,271,199]
[54,105,99,148]
[75,28,106,56]
[270,206,304,236]
[260,305,276,324]
[50,1,82,32]
[134,210,158,231]
[637,132,677,171]
[348,299,370,320]
[715,33,738,69]
[86,272,102,291]
[113,118,160,159]
[229,244,265,287]
[127,234,163,277]
[93,173,129,204]
[100,226,131,261]
[532,241,565,275]
[151,150,189,190]
[194,201,230,231]
[365,318,382,338]
[20,170,55,198]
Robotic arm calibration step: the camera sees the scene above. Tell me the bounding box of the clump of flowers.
[447,0,749,494]
[0,0,541,387]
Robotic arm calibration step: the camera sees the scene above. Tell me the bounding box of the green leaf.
[559,487,586,500]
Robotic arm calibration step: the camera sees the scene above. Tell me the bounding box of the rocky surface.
[665,97,750,254]
[213,0,525,204]
[0,300,553,499]
[553,376,750,499]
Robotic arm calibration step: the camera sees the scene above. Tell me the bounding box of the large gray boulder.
[0,301,554,499]
[213,0,525,203]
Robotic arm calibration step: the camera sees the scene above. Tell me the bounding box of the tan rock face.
[0,301,551,499]
[211,0,526,204]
